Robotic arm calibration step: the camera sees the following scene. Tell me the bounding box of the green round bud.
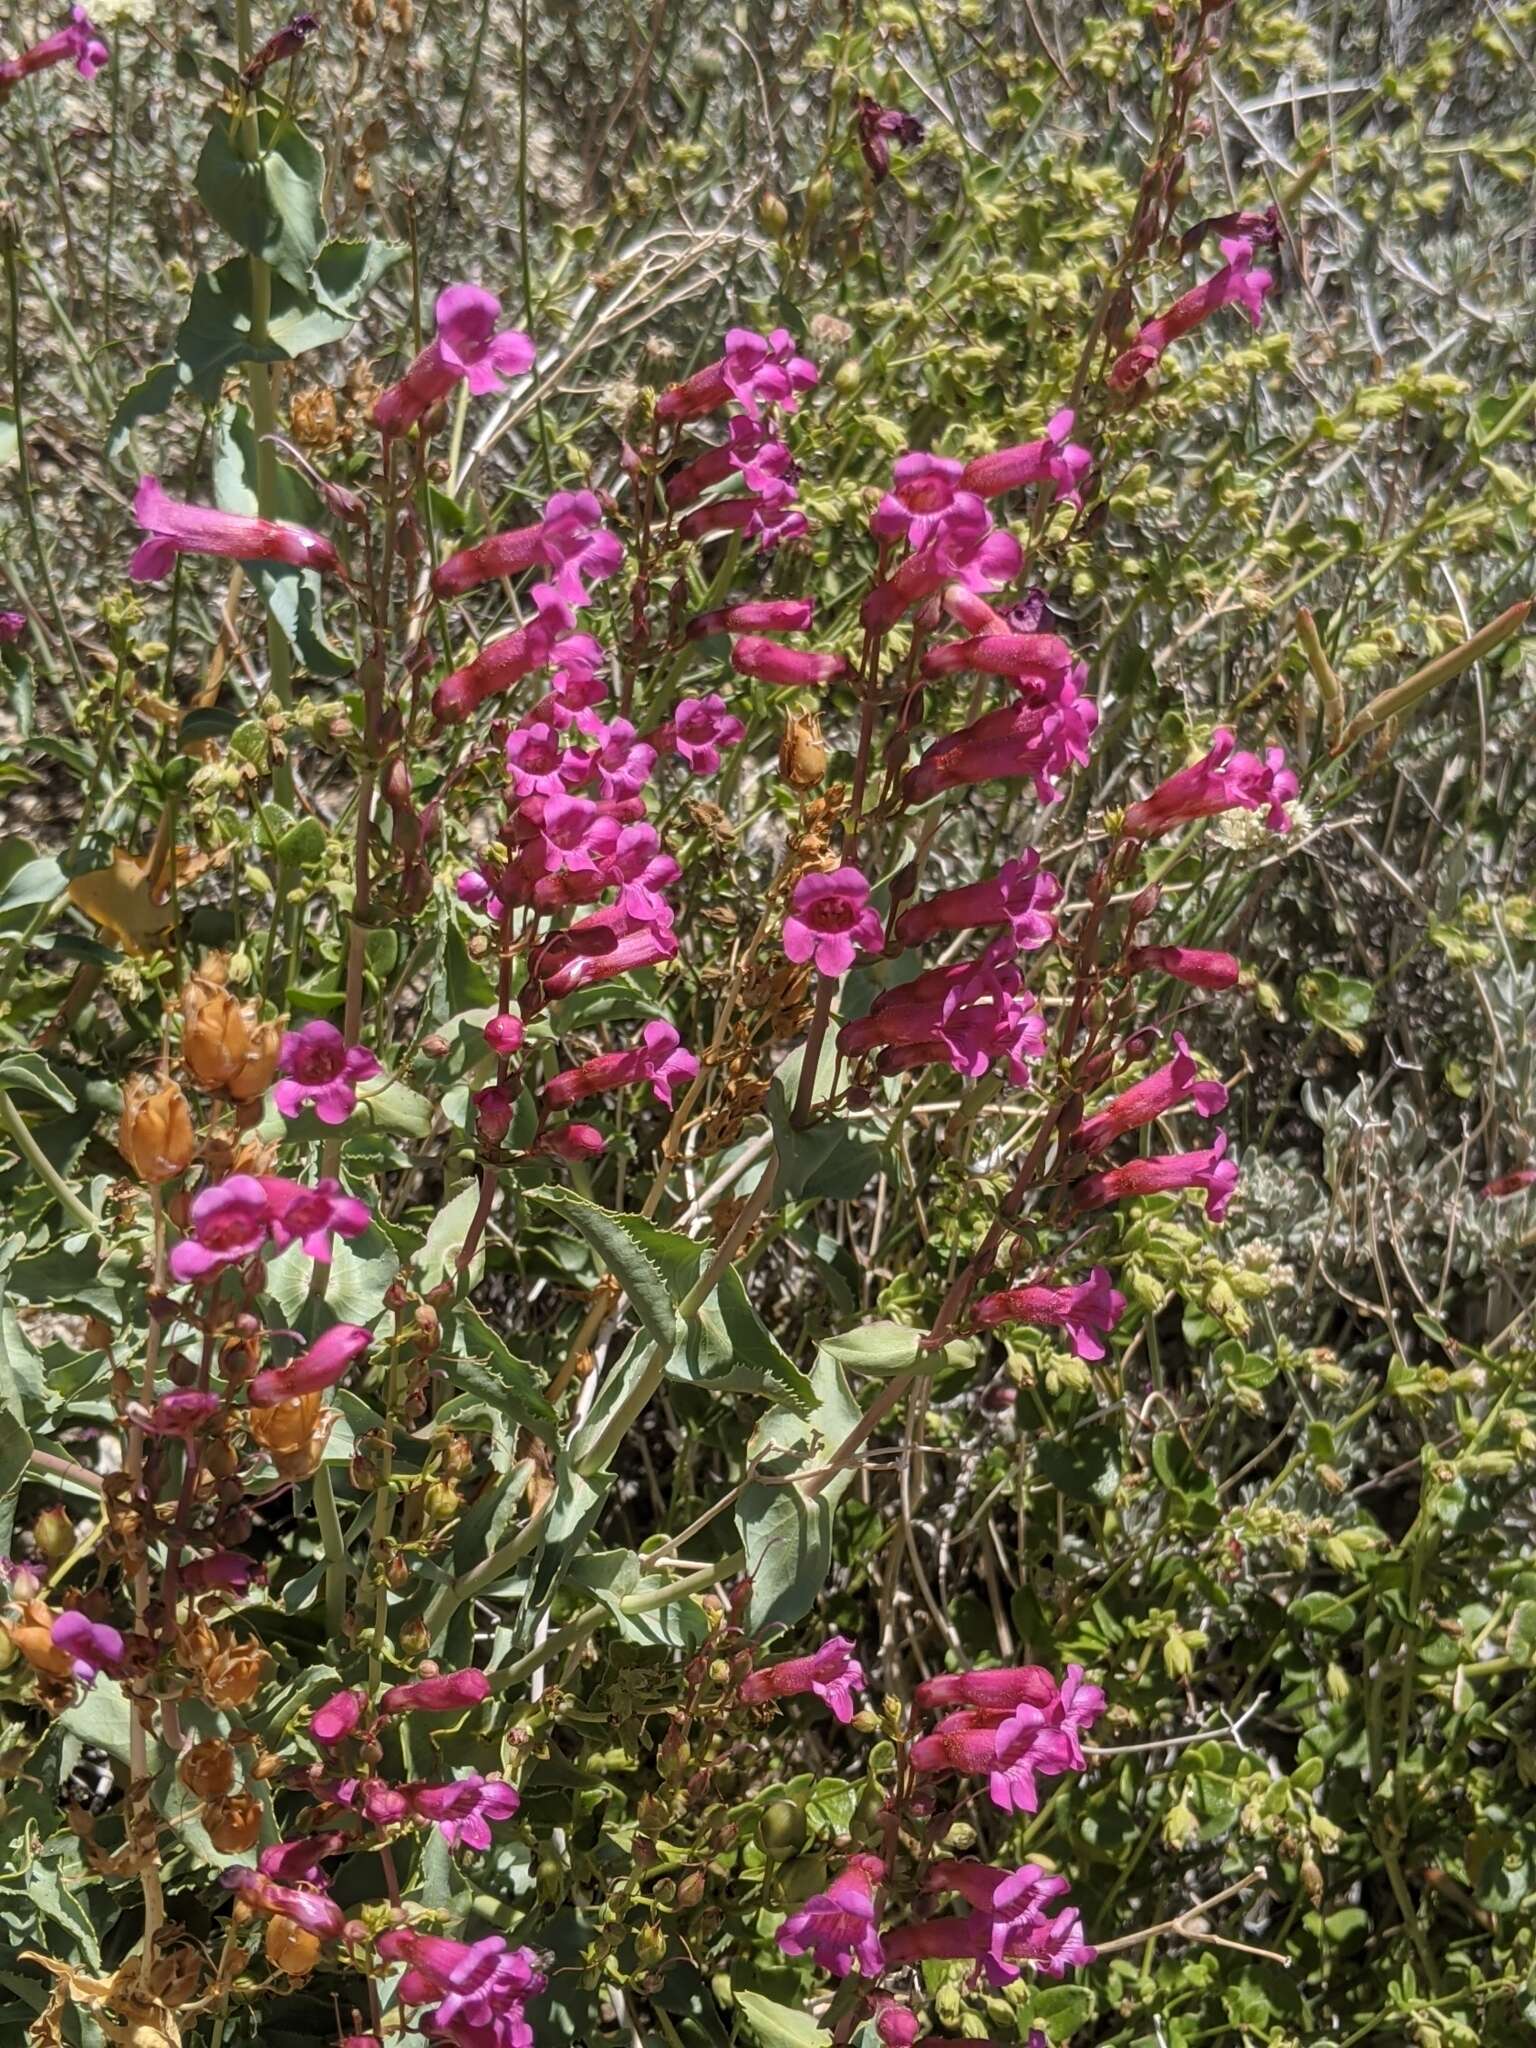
[757,1800,808,1859]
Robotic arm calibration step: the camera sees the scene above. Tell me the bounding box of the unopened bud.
[33,1506,75,1561]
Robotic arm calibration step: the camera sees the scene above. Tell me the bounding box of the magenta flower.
[905,672,1098,806]
[129,476,337,583]
[921,631,1074,688]
[310,1687,368,1747]
[1123,728,1296,839]
[273,1020,382,1126]
[870,451,964,547]
[222,1868,346,1941]
[656,326,818,425]
[840,949,1045,1086]
[168,1174,273,1284]
[377,1928,546,2047]
[731,636,848,688]
[1110,235,1277,391]
[260,1176,371,1263]
[914,1664,1060,1714]
[783,867,884,978]
[249,1322,371,1407]
[380,1667,491,1715]
[894,854,1061,952]
[408,1772,521,1852]
[180,1550,262,1596]
[1073,1132,1239,1221]
[543,1019,698,1114]
[0,7,108,89]
[687,598,814,638]
[433,489,622,605]
[432,584,577,725]
[50,1610,124,1686]
[660,693,746,777]
[133,1389,224,1436]
[1126,943,1241,991]
[535,1121,607,1163]
[374,284,535,438]
[862,492,1023,630]
[259,1830,349,1885]
[1078,1033,1228,1154]
[740,1634,865,1723]
[533,907,680,1001]
[776,1853,885,1978]
[871,2001,921,2048]
[961,409,1093,507]
[0,611,26,643]
[586,717,658,801]
[666,417,795,511]
[909,1706,1075,1814]
[972,1267,1126,1361]
[1050,1664,1106,1769]
[920,1861,1073,1986]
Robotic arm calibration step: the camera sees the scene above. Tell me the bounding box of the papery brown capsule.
[179,1739,236,1800]
[228,1019,282,1103]
[182,975,252,1091]
[779,711,828,791]
[204,1789,262,1852]
[118,1074,195,1183]
[201,1631,271,1710]
[266,1914,321,1977]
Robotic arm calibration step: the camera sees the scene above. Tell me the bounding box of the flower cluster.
[662,326,818,549]
[1109,211,1282,391]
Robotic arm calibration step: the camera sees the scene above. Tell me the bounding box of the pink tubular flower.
[408,1772,521,1852]
[1483,1169,1536,1200]
[587,717,658,801]
[181,1549,262,1596]
[776,1854,885,1978]
[914,1665,1059,1713]
[432,585,575,724]
[1050,1665,1107,1769]
[920,631,1074,688]
[870,452,964,547]
[249,1322,372,1408]
[133,1389,224,1436]
[535,1121,606,1163]
[656,326,818,424]
[731,636,847,688]
[740,1634,865,1723]
[659,693,746,776]
[432,489,622,605]
[920,1861,1073,1986]
[222,1868,346,1941]
[374,284,535,438]
[783,867,884,978]
[534,908,679,1000]
[543,1019,698,1113]
[380,1668,491,1715]
[971,1267,1126,1361]
[168,1174,273,1283]
[1110,235,1277,391]
[1123,728,1296,839]
[665,416,795,511]
[0,7,108,89]
[687,598,814,638]
[50,1611,124,1686]
[856,93,924,182]
[840,949,1045,1086]
[862,493,1022,630]
[259,1831,349,1885]
[1073,1131,1239,1222]
[129,476,337,583]
[310,1687,368,1746]
[260,1176,371,1264]
[961,410,1093,507]
[273,1020,382,1126]
[910,1706,1075,1815]
[905,674,1098,806]
[1077,1033,1228,1153]
[1126,943,1241,991]
[894,854,1061,952]
[0,610,25,642]
[379,1928,545,2048]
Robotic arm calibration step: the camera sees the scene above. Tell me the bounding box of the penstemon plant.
[2,7,1531,2048]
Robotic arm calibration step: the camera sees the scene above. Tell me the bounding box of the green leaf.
[819,1320,924,1375]
[106,360,185,461]
[60,1677,162,1770]
[527,1186,679,1350]
[0,1051,74,1112]
[1037,1424,1122,1505]
[211,402,351,678]
[448,1305,557,1444]
[1297,970,1374,1053]
[0,851,64,924]
[736,1991,832,2048]
[195,112,325,291]
[735,1351,860,1631]
[411,1180,486,1292]
[176,239,404,396]
[569,1549,710,1650]
[767,1041,883,1200]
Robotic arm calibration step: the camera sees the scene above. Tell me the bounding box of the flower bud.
[180,1739,237,1800]
[118,1074,195,1183]
[204,1790,262,1852]
[758,191,789,236]
[779,711,827,790]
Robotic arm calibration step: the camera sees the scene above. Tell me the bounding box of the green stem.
[312,1464,350,1645]
[0,1089,99,1236]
